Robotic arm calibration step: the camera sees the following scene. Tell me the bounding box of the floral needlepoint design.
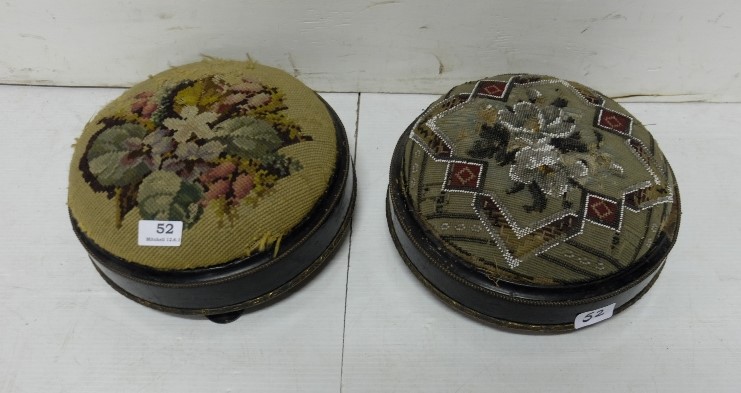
[498,101,576,140]
[468,90,600,213]
[407,75,677,277]
[80,75,310,228]
[509,138,588,198]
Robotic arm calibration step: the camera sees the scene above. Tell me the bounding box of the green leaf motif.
[137,171,204,226]
[214,117,283,160]
[87,124,151,187]
[262,153,303,176]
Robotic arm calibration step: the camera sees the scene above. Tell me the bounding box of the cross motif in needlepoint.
[425,131,452,158]
[538,215,579,242]
[474,80,510,100]
[624,184,672,212]
[445,162,484,191]
[479,195,505,224]
[585,195,621,230]
[411,124,452,159]
[624,187,647,210]
[597,109,632,134]
[572,85,605,106]
[629,139,650,161]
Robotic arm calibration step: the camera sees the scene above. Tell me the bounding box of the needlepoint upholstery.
[387,74,680,330]
[69,60,337,271]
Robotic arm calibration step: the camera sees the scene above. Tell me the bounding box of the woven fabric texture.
[68,59,337,270]
[402,74,679,286]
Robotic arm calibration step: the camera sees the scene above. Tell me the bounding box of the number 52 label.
[574,303,615,329]
[138,220,183,247]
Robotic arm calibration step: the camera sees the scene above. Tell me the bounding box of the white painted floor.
[1,86,739,392]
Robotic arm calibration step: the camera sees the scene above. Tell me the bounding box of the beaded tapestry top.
[69,60,338,270]
[403,74,679,286]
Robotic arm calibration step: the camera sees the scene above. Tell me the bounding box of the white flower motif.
[498,101,575,139]
[164,106,220,143]
[509,138,588,197]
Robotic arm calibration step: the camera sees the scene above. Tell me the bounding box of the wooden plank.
[0,1,740,101]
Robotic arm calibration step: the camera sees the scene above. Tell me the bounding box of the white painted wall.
[1,0,740,101]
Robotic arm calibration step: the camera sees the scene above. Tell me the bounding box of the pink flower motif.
[198,162,253,205]
[232,173,254,199]
[247,93,271,108]
[230,79,263,93]
[214,93,247,114]
[200,161,236,184]
[131,92,158,118]
[203,179,231,203]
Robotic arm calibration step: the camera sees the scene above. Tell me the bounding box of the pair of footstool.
[68,60,680,331]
